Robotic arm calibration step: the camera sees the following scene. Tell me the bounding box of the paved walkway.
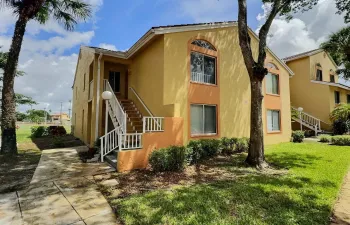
[0,146,117,225]
[331,171,350,225]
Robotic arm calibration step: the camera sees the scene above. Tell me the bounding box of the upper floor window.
[347,94,350,104]
[335,91,340,104]
[265,63,279,95]
[191,40,216,51]
[330,74,335,83]
[191,52,216,85]
[316,64,323,81]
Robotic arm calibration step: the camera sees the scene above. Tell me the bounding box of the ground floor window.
[267,110,280,132]
[191,104,217,135]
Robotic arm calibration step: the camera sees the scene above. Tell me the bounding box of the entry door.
[109,71,121,93]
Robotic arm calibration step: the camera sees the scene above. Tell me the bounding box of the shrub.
[47,126,67,136]
[149,146,187,172]
[31,126,48,138]
[220,137,238,155]
[186,139,221,165]
[53,136,65,148]
[330,135,350,146]
[292,130,304,143]
[319,135,331,143]
[304,130,315,138]
[333,120,348,135]
[236,137,250,152]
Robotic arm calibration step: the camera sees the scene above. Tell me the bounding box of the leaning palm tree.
[0,0,91,155]
[321,27,350,79]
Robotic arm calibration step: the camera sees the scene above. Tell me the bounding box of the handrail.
[291,107,320,122]
[129,87,154,117]
[104,80,127,133]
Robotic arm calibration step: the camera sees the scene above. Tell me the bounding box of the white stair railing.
[104,80,127,133]
[143,117,164,132]
[119,133,142,150]
[291,107,322,135]
[100,126,122,162]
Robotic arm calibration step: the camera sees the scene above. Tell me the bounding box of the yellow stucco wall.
[128,37,165,117]
[287,51,350,130]
[72,48,96,145]
[163,26,291,145]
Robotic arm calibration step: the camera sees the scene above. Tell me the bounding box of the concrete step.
[104,154,117,169]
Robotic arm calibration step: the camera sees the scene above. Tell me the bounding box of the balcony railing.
[191,72,215,84]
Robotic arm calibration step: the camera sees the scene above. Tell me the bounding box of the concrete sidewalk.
[0,147,117,225]
[331,171,350,225]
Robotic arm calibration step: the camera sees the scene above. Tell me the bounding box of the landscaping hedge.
[319,135,331,143]
[292,130,304,143]
[186,139,221,165]
[31,126,48,138]
[149,146,187,172]
[330,135,350,146]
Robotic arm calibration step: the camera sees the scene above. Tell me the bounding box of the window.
[190,52,216,84]
[316,69,323,81]
[335,91,340,104]
[330,74,335,83]
[109,71,120,92]
[347,94,350,104]
[191,40,216,51]
[191,104,217,135]
[266,73,279,95]
[267,110,280,132]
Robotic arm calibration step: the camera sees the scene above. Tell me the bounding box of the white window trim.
[191,104,217,136]
[190,51,217,85]
[266,73,279,95]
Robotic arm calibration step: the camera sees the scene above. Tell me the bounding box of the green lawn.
[113,143,350,225]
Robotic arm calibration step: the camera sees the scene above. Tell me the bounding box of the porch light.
[297,107,303,112]
[102,91,112,100]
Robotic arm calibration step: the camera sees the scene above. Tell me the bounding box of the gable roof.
[81,21,294,76]
[283,48,338,68]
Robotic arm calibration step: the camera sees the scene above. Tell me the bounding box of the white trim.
[80,22,294,76]
[311,80,350,91]
[95,53,103,141]
[284,49,338,69]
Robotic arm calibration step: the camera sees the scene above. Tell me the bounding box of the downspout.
[95,53,103,140]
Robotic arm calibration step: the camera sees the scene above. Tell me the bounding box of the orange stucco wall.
[117,117,184,172]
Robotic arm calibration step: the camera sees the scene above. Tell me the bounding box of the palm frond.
[37,0,91,31]
[330,104,350,121]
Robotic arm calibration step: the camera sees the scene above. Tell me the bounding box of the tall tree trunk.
[1,15,28,154]
[246,75,267,168]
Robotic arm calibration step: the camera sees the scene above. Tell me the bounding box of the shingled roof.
[283,49,324,62]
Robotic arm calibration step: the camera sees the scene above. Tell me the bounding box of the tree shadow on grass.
[31,135,84,150]
[266,151,323,169]
[115,174,334,225]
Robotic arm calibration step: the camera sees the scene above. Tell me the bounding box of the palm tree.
[0,0,91,154]
[321,27,350,79]
[330,104,350,122]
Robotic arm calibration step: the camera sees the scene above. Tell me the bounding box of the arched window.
[265,62,278,70]
[190,39,217,85]
[191,40,216,51]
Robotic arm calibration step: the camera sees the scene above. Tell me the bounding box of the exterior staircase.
[119,99,143,133]
[291,107,322,135]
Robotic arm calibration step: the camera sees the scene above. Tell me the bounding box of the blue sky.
[0,0,347,113]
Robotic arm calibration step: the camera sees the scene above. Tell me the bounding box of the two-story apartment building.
[284,49,350,132]
[72,22,293,171]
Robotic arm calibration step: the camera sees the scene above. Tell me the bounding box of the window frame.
[315,65,323,81]
[330,74,335,83]
[266,109,281,133]
[190,51,217,85]
[347,94,350,104]
[265,72,280,95]
[190,104,217,136]
[335,91,340,104]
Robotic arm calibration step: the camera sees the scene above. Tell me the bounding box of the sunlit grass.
[114,142,350,225]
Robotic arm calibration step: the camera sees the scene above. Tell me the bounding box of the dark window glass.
[335,91,340,104]
[330,75,335,83]
[190,104,217,135]
[109,71,120,92]
[316,69,323,81]
[347,95,350,104]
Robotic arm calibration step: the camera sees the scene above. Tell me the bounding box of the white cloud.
[98,43,117,51]
[257,0,346,58]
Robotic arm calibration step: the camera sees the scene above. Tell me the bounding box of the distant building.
[51,113,70,124]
